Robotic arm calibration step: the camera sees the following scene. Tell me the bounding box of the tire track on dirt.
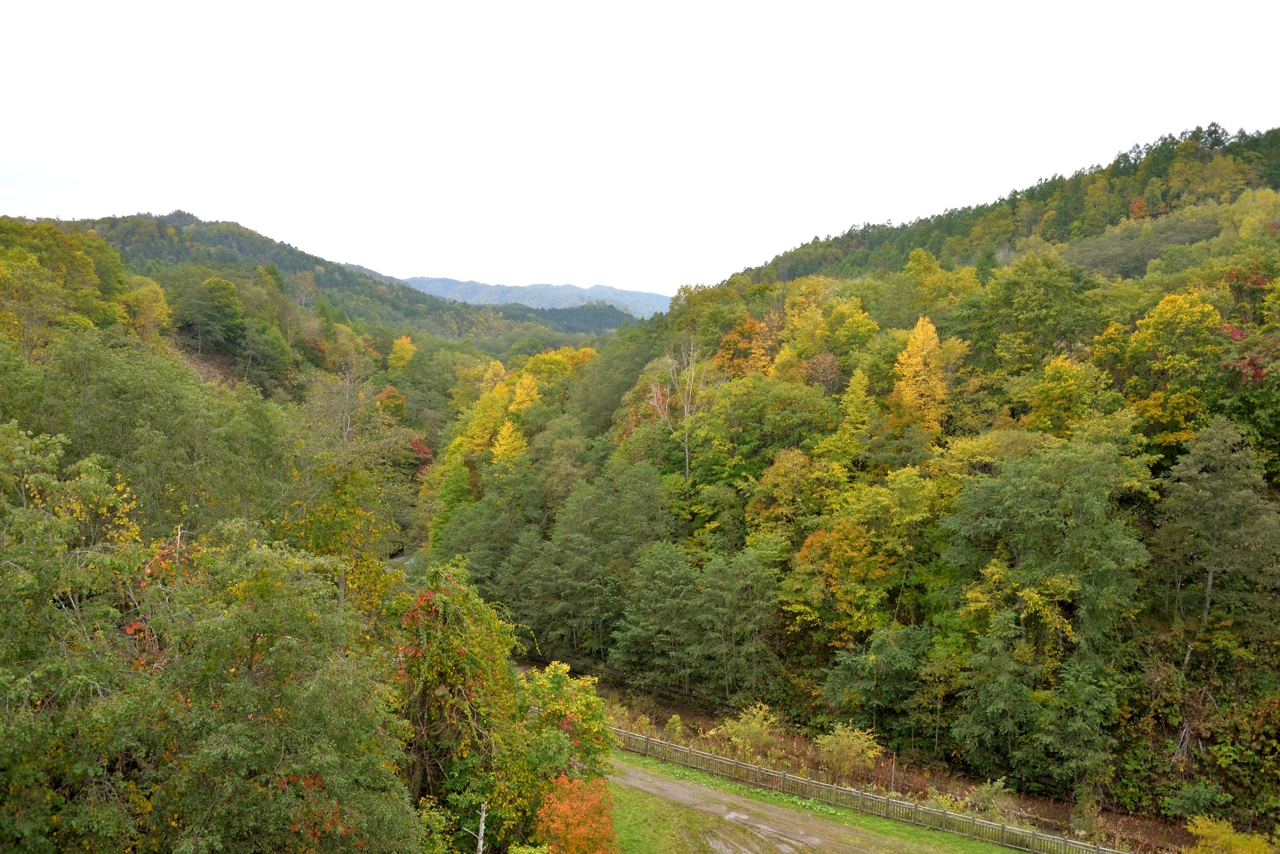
[609,758,986,854]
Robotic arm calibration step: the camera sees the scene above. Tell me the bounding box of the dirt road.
[610,757,995,854]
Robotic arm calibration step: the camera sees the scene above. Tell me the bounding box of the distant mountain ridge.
[56,212,635,341]
[404,277,670,318]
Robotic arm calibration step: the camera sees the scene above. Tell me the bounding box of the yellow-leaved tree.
[491,420,528,462]
[1093,290,1226,449]
[887,316,961,437]
[1010,355,1120,437]
[903,248,979,313]
[815,370,878,466]
[388,334,417,370]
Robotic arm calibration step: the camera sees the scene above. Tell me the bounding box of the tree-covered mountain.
[3,211,639,454]
[742,122,1280,283]
[78,211,635,338]
[0,211,622,851]
[5,121,1280,849]
[406,276,671,318]
[420,123,1280,837]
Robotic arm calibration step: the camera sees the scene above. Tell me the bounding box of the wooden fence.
[611,726,1126,854]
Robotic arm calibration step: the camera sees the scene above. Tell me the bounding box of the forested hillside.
[422,125,1280,836]
[749,123,1280,283]
[4,122,1280,850]
[0,215,622,851]
[32,212,635,448]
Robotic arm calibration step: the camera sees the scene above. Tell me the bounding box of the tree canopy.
[5,122,1280,845]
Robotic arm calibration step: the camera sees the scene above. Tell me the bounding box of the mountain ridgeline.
[2,122,1280,849]
[405,277,671,319]
[742,122,1280,284]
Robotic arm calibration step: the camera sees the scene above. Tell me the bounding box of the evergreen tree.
[1151,417,1280,669]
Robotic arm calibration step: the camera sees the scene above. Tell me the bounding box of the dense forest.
[0,214,621,852]
[2,122,1280,850]
[422,125,1280,834]
[745,122,1280,282]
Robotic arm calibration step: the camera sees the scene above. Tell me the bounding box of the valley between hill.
[3,122,1280,850]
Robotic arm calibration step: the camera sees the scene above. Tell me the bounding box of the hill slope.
[407,276,670,318]
[70,212,631,340]
[737,122,1280,283]
[0,209,615,852]
[419,122,1280,841]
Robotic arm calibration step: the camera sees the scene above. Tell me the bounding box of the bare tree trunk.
[1200,565,1217,625]
[646,341,710,482]
[684,425,691,482]
[407,753,424,805]
[676,340,704,482]
[1184,565,1218,669]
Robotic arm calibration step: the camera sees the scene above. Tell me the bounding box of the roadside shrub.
[1164,782,1233,819]
[716,703,784,763]
[968,777,1015,820]
[1185,816,1274,853]
[815,723,882,780]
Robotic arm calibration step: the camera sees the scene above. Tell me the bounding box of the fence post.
[644,735,650,756]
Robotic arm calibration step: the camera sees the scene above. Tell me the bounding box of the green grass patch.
[610,778,759,854]
[612,751,1010,854]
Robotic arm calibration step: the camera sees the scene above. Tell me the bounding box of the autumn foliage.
[535,775,619,854]
[7,125,1280,849]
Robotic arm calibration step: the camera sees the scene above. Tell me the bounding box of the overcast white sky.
[3,2,1277,296]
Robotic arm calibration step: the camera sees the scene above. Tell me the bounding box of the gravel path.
[610,757,990,854]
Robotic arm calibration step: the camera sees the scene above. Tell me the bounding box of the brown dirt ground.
[610,757,1006,854]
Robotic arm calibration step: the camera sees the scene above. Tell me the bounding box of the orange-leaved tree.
[534,774,619,854]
